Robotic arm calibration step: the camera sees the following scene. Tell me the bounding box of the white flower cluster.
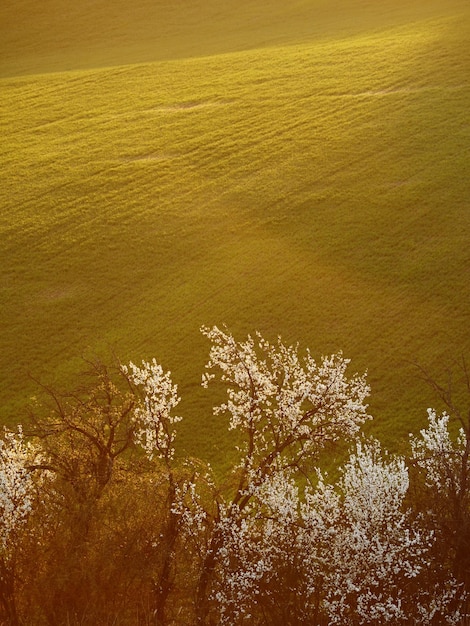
[172,475,209,541]
[122,359,182,461]
[201,325,371,472]
[210,440,462,624]
[302,440,448,625]
[0,427,37,556]
[211,476,303,625]
[411,408,468,496]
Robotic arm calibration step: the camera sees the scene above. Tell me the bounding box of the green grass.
[1,0,469,468]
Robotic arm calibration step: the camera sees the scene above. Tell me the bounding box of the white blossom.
[210,471,304,624]
[122,359,181,461]
[201,325,371,477]
[0,427,37,556]
[301,439,461,625]
[411,408,468,496]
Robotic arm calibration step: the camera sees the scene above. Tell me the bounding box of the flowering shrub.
[411,408,468,497]
[302,439,462,625]
[1,333,468,624]
[0,427,34,557]
[210,471,308,624]
[410,407,470,605]
[206,439,463,625]
[0,427,41,626]
[0,427,37,555]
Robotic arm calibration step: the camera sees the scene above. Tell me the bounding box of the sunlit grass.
[1,2,469,467]
[1,0,467,76]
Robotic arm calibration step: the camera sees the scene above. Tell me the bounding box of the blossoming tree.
[411,359,470,596]
[122,358,184,626]
[192,325,371,622]
[302,439,462,625]
[0,427,39,626]
[411,409,470,598]
[206,438,462,625]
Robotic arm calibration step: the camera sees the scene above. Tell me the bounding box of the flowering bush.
[1,332,468,624]
[205,439,463,625]
[122,358,182,462]
[302,439,462,625]
[0,426,41,626]
[410,407,470,606]
[0,427,37,555]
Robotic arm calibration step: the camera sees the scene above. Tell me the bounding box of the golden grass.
[1,1,469,466]
[1,0,467,76]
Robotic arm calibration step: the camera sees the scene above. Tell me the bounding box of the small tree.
[190,325,371,623]
[411,359,470,597]
[122,358,183,626]
[0,427,40,626]
[302,439,462,625]
[28,360,137,505]
[25,360,138,624]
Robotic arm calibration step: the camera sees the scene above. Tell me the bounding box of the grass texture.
[1,0,469,467]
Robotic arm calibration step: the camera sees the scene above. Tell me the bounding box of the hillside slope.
[0,0,468,75]
[1,0,469,466]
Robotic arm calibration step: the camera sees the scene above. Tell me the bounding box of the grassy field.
[1,0,469,468]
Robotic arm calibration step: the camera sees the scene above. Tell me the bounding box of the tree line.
[1,326,469,624]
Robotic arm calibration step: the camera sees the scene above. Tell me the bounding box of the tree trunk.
[195,535,220,625]
[154,508,178,626]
